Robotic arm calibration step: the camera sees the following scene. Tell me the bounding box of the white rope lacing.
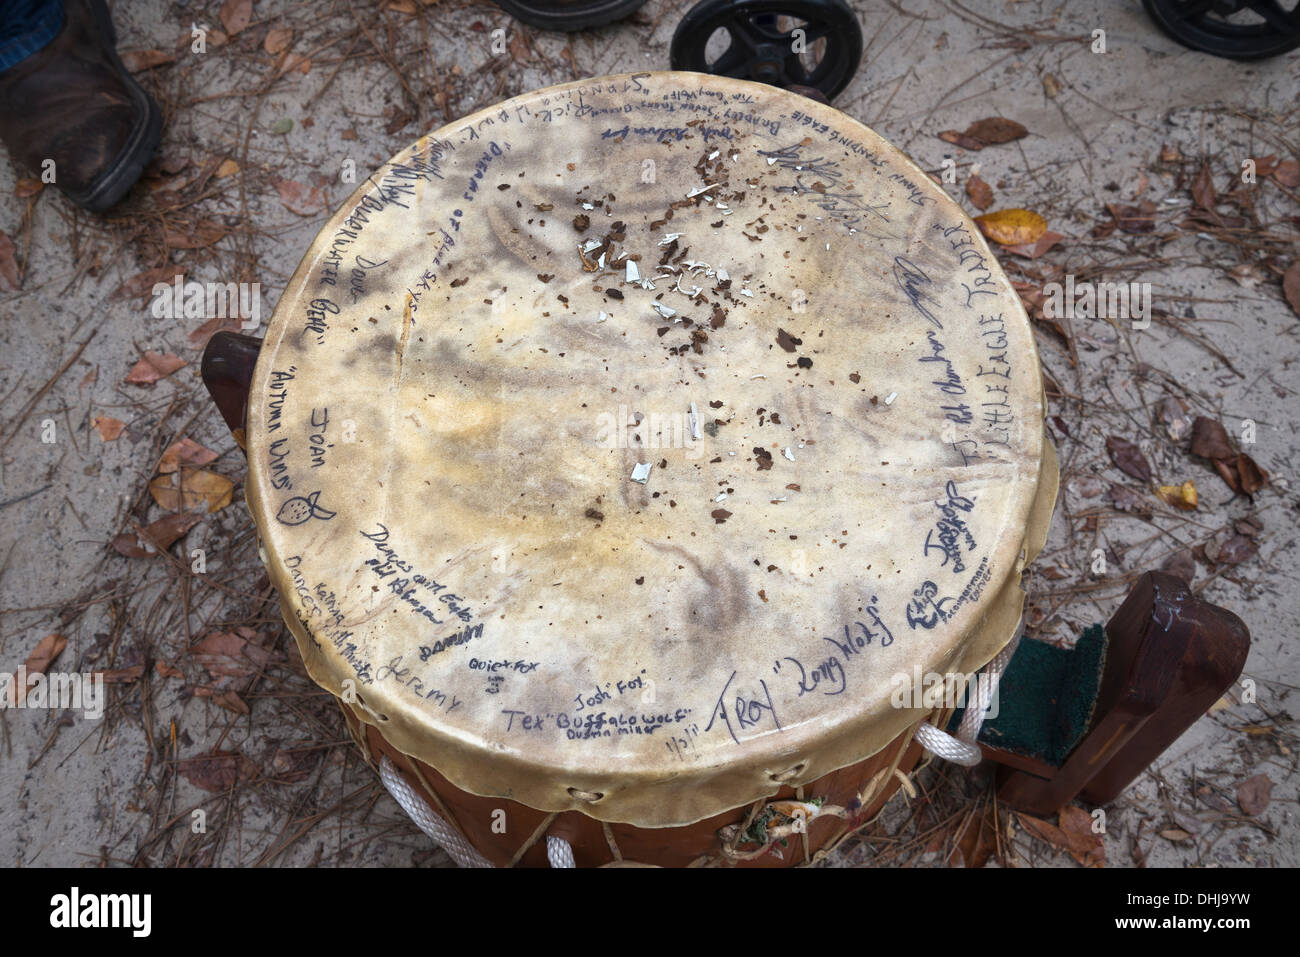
[912,619,1024,767]
[379,755,576,868]
[379,756,494,868]
[546,835,576,868]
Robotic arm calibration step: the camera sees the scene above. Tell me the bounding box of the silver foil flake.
[630,462,652,484]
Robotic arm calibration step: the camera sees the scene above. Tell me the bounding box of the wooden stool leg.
[992,572,1250,816]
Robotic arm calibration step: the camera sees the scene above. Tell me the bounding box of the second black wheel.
[1141,0,1300,59]
[492,0,650,32]
[669,0,863,101]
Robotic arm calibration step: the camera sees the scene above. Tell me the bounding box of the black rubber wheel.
[1141,0,1300,59]
[669,0,863,101]
[492,0,649,31]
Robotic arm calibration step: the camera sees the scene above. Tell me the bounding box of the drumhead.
[246,72,1057,827]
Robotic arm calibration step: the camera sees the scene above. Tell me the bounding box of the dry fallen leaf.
[194,687,250,714]
[937,130,985,151]
[98,664,146,683]
[219,0,252,36]
[965,174,994,210]
[215,158,240,179]
[1274,160,1300,188]
[951,804,998,868]
[1017,812,1071,851]
[264,27,293,54]
[159,437,218,473]
[1004,230,1065,260]
[1058,805,1105,868]
[92,416,125,441]
[974,208,1047,246]
[1215,533,1258,565]
[125,351,187,385]
[1237,773,1273,816]
[1105,435,1152,483]
[192,630,275,678]
[1018,810,1102,865]
[508,29,531,62]
[1107,483,1151,518]
[111,512,203,558]
[1159,827,1194,842]
[179,750,256,792]
[1189,416,1234,460]
[0,231,20,291]
[964,117,1028,145]
[148,468,235,513]
[162,220,227,250]
[1283,260,1300,318]
[276,178,326,216]
[121,49,175,72]
[1237,453,1268,494]
[24,633,67,676]
[1156,480,1197,510]
[5,633,67,705]
[1106,201,1156,234]
[188,314,244,348]
[1042,73,1062,98]
[1191,161,1218,212]
[111,264,186,303]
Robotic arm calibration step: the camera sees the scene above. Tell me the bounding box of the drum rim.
[245,70,1058,827]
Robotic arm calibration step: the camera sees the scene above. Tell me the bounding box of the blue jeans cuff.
[0,1,65,73]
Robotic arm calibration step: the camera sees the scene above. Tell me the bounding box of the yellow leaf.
[1156,480,1197,510]
[215,158,240,178]
[974,208,1047,246]
[149,468,234,513]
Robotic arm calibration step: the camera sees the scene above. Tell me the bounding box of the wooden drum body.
[244,72,1058,867]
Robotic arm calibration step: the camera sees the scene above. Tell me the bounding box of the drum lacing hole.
[567,787,604,803]
[768,762,806,783]
[354,693,390,723]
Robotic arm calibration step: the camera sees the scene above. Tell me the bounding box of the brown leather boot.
[0,0,162,213]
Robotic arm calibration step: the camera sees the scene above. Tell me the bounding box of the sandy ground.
[0,0,1296,868]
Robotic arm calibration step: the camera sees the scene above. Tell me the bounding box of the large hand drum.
[243,72,1058,867]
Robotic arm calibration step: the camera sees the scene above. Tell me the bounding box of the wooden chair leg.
[988,572,1250,817]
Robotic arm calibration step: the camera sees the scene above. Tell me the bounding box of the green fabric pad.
[946,625,1107,768]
